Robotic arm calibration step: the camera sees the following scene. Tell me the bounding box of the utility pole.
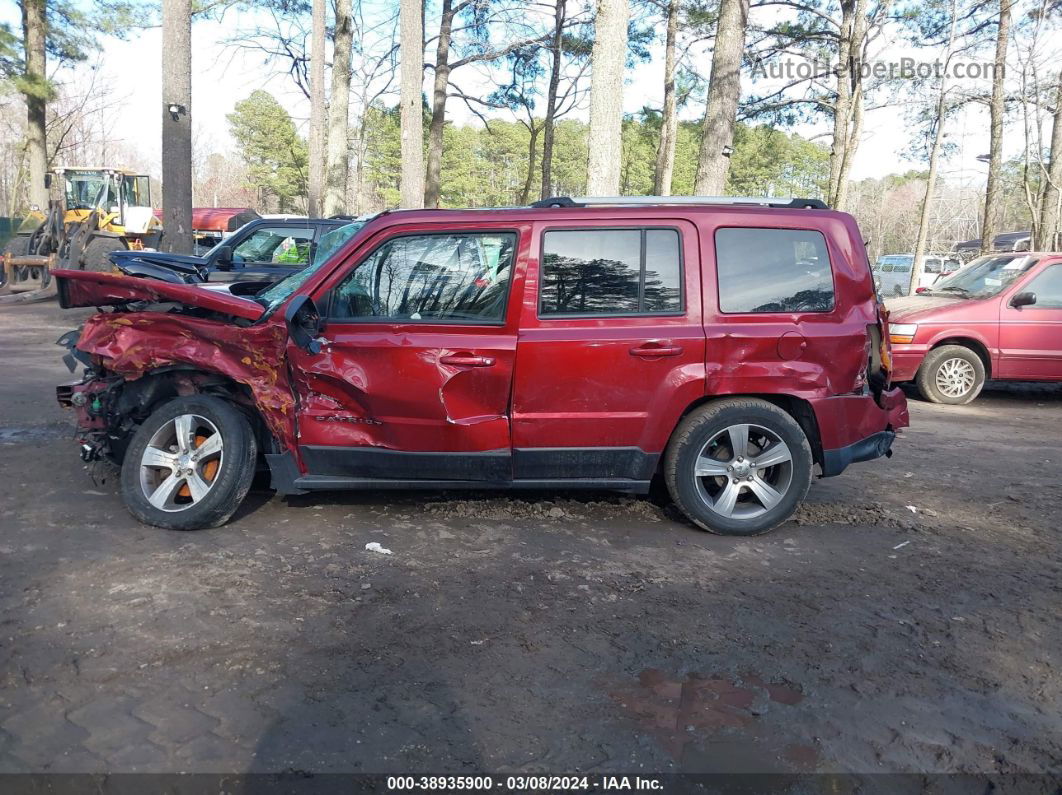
[161,0,193,253]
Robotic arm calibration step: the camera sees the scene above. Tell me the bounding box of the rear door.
[997,261,1062,380]
[287,222,529,481]
[510,220,705,483]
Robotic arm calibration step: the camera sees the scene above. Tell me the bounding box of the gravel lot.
[0,299,1059,776]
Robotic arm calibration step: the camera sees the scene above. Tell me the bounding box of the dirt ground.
[0,299,1059,777]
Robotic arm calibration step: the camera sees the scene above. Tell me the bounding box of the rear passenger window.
[715,228,834,313]
[540,228,682,315]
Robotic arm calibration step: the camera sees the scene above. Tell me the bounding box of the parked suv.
[887,252,1062,404]
[109,216,364,285]
[54,197,908,536]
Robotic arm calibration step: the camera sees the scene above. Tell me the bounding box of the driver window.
[232,227,314,265]
[1021,265,1062,309]
[330,231,516,323]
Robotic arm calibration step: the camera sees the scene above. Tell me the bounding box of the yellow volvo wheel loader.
[2,167,163,291]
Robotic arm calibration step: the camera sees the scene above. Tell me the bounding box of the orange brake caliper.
[178,434,219,497]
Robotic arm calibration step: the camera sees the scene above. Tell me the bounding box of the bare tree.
[161,0,193,253]
[308,0,326,216]
[653,0,680,195]
[540,0,591,199]
[910,0,959,292]
[307,0,322,215]
[980,0,1013,253]
[348,5,400,212]
[541,0,567,198]
[422,1,550,207]
[694,0,749,195]
[325,0,353,216]
[586,0,630,195]
[744,0,895,210]
[22,0,48,209]
[1039,72,1062,250]
[400,0,425,207]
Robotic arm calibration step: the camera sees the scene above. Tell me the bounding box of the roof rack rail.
[530,196,829,210]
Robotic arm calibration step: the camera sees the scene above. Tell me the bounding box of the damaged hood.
[54,269,265,322]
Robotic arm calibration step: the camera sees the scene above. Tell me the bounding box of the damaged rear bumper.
[812,387,909,477]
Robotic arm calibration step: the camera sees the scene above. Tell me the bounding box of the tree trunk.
[694,0,748,195]
[307,0,326,217]
[352,116,368,213]
[981,0,1012,253]
[586,0,630,196]
[1038,71,1062,250]
[21,0,48,210]
[834,78,863,211]
[161,0,193,253]
[424,0,457,208]
[400,0,425,208]
[540,0,566,199]
[827,0,868,211]
[520,124,540,205]
[911,1,957,293]
[653,0,680,196]
[911,121,946,293]
[324,0,353,216]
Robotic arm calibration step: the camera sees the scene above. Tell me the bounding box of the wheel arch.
[927,336,992,378]
[118,366,278,454]
[670,393,825,469]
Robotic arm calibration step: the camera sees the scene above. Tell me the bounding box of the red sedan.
[888,252,1062,403]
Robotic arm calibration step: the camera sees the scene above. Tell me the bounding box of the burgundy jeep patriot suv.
[54,196,908,536]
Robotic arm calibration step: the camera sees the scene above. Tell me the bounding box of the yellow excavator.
[2,167,163,291]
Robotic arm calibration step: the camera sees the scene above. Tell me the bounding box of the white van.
[873,253,962,296]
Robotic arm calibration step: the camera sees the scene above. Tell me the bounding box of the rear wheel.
[664,398,813,536]
[916,344,985,404]
[120,395,257,530]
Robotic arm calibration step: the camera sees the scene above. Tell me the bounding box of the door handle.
[630,342,683,358]
[439,353,495,367]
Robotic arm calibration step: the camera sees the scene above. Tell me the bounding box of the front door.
[511,220,705,482]
[997,262,1062,380]
[288,224,527,481]
[213,224,317,283]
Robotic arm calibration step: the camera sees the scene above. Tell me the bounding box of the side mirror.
[1011,291,1036,309]
[284,294,323,354]
[214,244,233,269]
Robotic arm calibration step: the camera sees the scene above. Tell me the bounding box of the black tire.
[664,398,813,536]
[81,236,123,273]
[915,344,986,405]
[120,395,257,530]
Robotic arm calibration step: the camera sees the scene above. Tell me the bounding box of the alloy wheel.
[138,413,224,512]
[691,423,794,520]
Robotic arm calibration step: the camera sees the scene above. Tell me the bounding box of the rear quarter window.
[714,228,835,314]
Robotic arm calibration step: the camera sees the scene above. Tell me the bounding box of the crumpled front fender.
[76,312,298,451]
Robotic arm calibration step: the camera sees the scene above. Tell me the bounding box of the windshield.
[256,221,366,311]
[930,254,1036,298]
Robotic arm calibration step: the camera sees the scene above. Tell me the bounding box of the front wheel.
[80,236,123,273]
[915,345,985,404]
[664,398,813,536]
[120,395,257,530]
